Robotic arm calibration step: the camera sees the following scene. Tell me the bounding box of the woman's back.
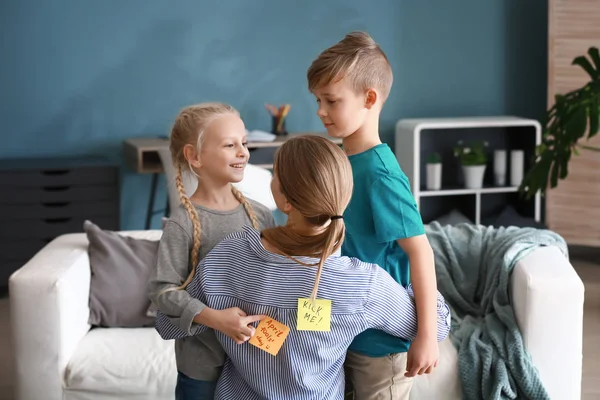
[156,226,450,400]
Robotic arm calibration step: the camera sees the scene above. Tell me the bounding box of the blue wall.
[0,0,547,230]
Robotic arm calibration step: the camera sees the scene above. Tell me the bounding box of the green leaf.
[550,160,560,189]
[535,143,547,156]
[578,144,600,152]
[565,106,588,141]
[589,99,599,139]
[588,47,600,73]
[573,55,598,80]
[520,155,552,199]
[535,157,553,197]
[560,152,570,179]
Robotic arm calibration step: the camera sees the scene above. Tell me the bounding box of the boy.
[307,31,440,399]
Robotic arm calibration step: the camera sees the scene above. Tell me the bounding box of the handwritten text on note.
[297,298,332,331]
[249,318,290,356]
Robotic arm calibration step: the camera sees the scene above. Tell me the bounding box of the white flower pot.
[426,163,442,190]
[462,165,486,189]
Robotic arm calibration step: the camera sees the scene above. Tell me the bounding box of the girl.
[147,102,275,400]
[155,135,451,400]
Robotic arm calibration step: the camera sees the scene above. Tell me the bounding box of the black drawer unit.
[0,156,120,289]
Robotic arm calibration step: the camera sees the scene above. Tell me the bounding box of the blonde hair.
[261,136,353,301]
[166,102,260,291]
[307,31,393,103]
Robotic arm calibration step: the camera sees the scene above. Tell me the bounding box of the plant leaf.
[589,99,599,139]
[520,155,552,199]
[565,106,588,141]
[573,55,598,80]
[588,47,600,74]
[550,160,560,189]
[560,152,570,179]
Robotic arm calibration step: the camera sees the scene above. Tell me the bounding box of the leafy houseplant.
[426,152,442,164]
[453,140,489,166]
[520,46,600,199]
[454,140,489,189]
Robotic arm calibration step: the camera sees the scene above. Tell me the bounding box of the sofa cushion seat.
[410,338,462,400]
[65,327,176,395]
[65,329,460,398]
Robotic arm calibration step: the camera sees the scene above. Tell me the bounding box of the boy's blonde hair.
[307,31,393,103]
[167,102,260,291]
[261,136,353,301]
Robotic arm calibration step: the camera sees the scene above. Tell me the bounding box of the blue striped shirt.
[155,226,451,400]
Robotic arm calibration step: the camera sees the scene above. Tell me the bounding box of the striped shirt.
[155,226,451,400]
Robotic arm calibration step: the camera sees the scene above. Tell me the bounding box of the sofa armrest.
[511,245,584,400]
[9,233,93,400]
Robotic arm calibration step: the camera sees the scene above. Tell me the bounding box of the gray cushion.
[435,209,473,226]
[85,220,158,327]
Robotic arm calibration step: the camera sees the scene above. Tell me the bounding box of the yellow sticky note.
[249,318,290,356]
[297,298,332,331]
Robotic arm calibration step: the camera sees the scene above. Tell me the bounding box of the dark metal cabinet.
[0,157,120,288]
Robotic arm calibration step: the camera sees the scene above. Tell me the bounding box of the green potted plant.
[454,140,489,189]
[426,152,442,190]
[520,46,600,199]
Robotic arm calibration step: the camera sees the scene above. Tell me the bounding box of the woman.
[155,135,451,400]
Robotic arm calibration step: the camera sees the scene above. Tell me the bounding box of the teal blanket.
[425,222,568,400]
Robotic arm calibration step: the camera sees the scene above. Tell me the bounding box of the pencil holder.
[271,115,288,136]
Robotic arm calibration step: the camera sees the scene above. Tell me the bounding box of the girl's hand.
[195,307,267,344]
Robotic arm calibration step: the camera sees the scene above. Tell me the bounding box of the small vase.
[426,163,442,190]
[462,165,486,189]
[510,150,524,187]
[493,150,507,186]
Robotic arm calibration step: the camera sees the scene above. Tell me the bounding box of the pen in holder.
[266,103,291,136]
[272,115,287,136]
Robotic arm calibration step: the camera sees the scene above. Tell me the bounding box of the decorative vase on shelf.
[493,150,507,186]
[425,152,442,190]
[462,165,486,189]
[510,150,524,187]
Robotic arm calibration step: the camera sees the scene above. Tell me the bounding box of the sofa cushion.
[64,327,176,395]
[85,220,159,327]
[410,338,462,400]
[434,209,473,226]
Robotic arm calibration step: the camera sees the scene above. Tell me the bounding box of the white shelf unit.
[395,116,542,225]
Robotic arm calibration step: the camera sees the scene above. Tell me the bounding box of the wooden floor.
[0,257,599,400]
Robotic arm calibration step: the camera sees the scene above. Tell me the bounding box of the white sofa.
[9,230,584,400]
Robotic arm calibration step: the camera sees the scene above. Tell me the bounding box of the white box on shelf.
[394,116,542,225]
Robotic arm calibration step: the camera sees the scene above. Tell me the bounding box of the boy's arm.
[369,174,441,376]
[365,266,450,342]
[397,235,441,376]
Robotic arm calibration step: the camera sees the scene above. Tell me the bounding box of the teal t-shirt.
[343,144,425,357]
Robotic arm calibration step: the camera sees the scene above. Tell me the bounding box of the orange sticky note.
[249,318,290,356]
[297,298,332,331]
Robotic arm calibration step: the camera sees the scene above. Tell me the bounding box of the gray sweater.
[147,199,275,381]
